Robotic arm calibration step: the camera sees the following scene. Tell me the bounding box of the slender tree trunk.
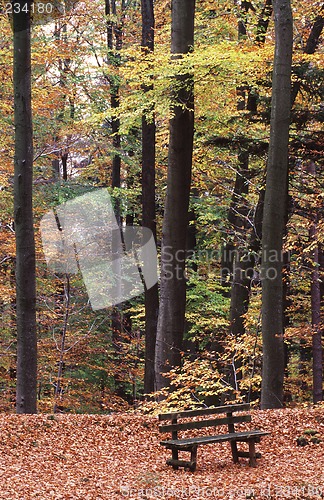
[54,274,70,413]
[228,0,273,345]
[311,230,322,404]
[305,14,324,55]
[141,0,159,395]
[106,0,122,196]
[290,14,323,392]
[319,246,324,395]
[56,15,74,181]
[61,151,68,181]
[261,0,293,409]
[13,1,37,414]
[228,152,255,388]
[255,0,273,44]
[228,150,252,339]
[155,0,195,391]
[291,14,323,105]
[308,162,323,403]
[106,0,126,398]
[227,4,264,388]
[237,0,256,38]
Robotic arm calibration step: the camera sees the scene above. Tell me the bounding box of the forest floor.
[0,406,323,499]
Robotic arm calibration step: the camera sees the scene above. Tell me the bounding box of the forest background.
[0,0,323,415]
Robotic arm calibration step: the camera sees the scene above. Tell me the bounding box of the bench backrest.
[159,403,251,440]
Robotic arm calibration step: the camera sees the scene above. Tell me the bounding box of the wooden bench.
[159,403,269,472]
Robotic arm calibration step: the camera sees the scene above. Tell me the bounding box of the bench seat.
[161,429,269,449]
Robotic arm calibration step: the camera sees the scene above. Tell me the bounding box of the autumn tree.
[141,0,159,394]
[13,0,37,413]
[105,0,125,397]
[224,0,273,388]
[261,0,293,409]
[290,12,323,404]
[307,162,323,404]
[155,0,195,391]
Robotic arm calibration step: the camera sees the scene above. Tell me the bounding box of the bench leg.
[248,439,257,467]
[166,446,197,471]
[190,445,198,472]
[230,441,239,463]
[171,448,179,470]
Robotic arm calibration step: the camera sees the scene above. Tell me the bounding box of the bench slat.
[158,403,250,421]
[159,414,251,433]
[160,430,269,449]
[166,459,194,468]
[237,451,261,459]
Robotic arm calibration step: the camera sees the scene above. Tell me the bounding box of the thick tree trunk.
[155,0,195,391]
[141,0,159,395]
[13,1,37,414]
[261,0,293,409]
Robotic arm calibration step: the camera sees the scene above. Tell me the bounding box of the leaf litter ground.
[0,406,323,499]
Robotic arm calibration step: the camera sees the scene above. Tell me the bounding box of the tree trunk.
[155,0,195,391]
[255,0,273,44]
[308,162,323,404]
[228,150,253,339]
[106,0,122,195]
[227,1,266,385]
[141,0,159,395]
[53,274,70,413]
[13,1,37,414]
[228,0,273,344]
[291,14,323,105]
[311,229,322,404]
[261,0,293,409]
[305,14,324,54]
[106,0,125,398]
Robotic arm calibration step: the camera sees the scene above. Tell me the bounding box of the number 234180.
[4,2,54,14]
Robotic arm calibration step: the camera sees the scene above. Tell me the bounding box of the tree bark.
[308,162,323,404]
[106,0,122,195]
[228,150,252,338]
[13,1,37,414]
[311,228,322,404]
[291,14,324,105]
[106,0,124,398]
[141,0,159,395]
[305,14,324,54]
[261,0,293,409]
[255,0,273,44]
[155,0,195,391]
[228,0,273,344]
